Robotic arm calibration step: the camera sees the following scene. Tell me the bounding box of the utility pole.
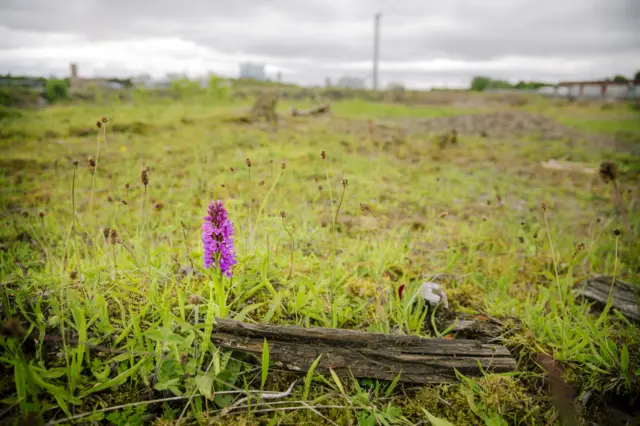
[373,13,381,91]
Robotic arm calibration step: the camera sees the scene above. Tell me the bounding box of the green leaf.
[80,357,146,397]
[329,368,346,397]
[422,408,456,426]
[195,374,215,400]
[384,371,402,398]
[303,354,322,401]
[145,328,167,342]
[261,338,269,392]
[620,344,629,373]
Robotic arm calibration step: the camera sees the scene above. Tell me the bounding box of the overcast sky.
[1,0,638,88]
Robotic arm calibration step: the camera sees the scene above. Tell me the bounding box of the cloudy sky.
[1,0,638,88]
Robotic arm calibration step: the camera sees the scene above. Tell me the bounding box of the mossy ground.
[0,93,638,425]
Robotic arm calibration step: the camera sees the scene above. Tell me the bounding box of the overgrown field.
[1,94,639,425]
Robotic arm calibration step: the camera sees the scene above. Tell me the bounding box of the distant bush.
[208,74,231,100]
[471,76,549,91]
[44,78,69,103]
[0,86,41,107]
[169,78,201,98]
[471,76,492,91]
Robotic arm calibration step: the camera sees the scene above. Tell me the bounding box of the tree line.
[471,71,640,91]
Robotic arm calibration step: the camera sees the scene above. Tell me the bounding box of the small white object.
[420,281,449,309]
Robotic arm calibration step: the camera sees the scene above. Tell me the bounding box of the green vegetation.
[44,78,69,103]
[470,76,549,91]
[0,92,638,425]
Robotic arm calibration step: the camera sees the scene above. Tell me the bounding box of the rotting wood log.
[291,104,331,117]
[211,319,516,384]
[576,275,640,323]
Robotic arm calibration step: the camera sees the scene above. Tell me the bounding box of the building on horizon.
[239,62,266,81]
[539,79,639,100]
[336,76,366,89]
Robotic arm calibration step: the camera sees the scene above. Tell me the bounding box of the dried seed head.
[439,211,449,218]
[141,169,149,186]
[520,221,525,226]
[259,180,265,186]
[321,150,326,160]
[533,231,539,239]
[154,202,164,210]
[72,160,79,167]
[88,156,96,168]
[124,182,130,189]
[313,176,318,183]
[576,242,586,251]
[188,294,201,305]
[341,178,348,188]
[486,200,492,206]
[280,210,286,218]
[96,120,102,128]
[21,210,29,218]
[38,210,45,218]
[360,202,369,212]
[121,200,128,205]
[245,158,251,168]
[229,167,235,172]
[599,160,618,183]
[108,228,118,245]
[541,201,548,211]
[69,270,77,279]
[103,227,112,239]
[107,195,113,202]
[101,116,108,123]
[281,162,286,170]
[613,228,621,236]
[318,184,323,192]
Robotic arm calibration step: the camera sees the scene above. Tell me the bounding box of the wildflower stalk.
[246,158,253,250]
[71,161,81,275]
[255,163,285,232]
[609,231,620,300]
[541,202,562,303]
[109,229,118,276]
[180,220,195,272]
[89,123,102,222]
[332,179,348,276]
[280,211,294,279]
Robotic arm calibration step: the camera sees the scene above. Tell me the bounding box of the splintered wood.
[211,319,516,384]
[577,275,640,323]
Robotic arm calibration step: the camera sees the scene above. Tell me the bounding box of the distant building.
[549,79,639,99]
[336,76,366,89]
[68,62,125,93]
[239,62,266,81]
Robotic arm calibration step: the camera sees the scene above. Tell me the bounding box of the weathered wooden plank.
[211,319,516,384]
[576,275,640,323]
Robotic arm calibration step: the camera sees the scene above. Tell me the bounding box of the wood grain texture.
[577,275,640,323]
[211,319,516,384]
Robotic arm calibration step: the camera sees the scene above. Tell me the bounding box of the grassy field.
[0,94,639,425]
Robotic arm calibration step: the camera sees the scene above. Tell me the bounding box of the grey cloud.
[1,0,639,86]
